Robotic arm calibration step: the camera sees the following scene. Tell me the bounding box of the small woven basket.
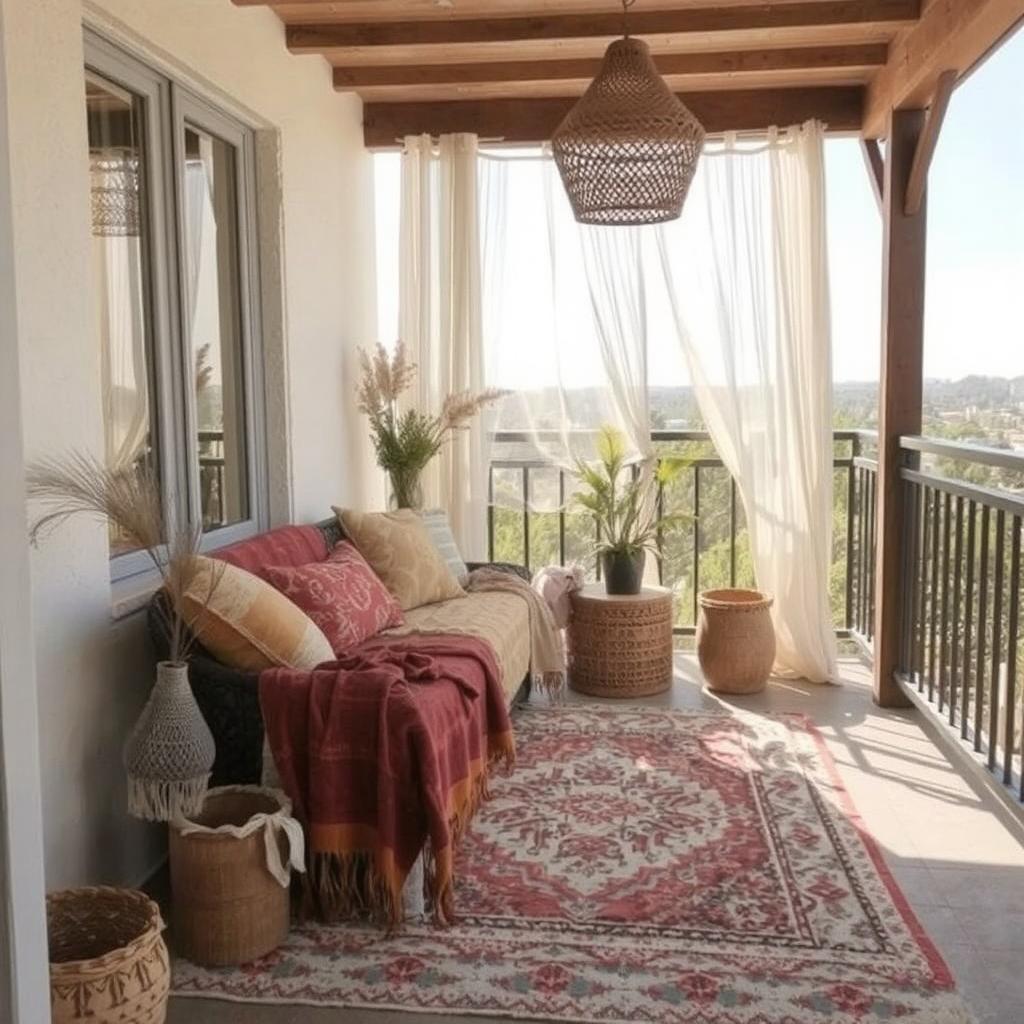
[169,787,292,966]
[48,886,169,1024]
[696,588,776,694]
[569,586,674,697]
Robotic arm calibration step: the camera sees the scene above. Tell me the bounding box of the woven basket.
[169,787,291,966]
[569,586,674,697]
[48,886,169,1024]
[696,588,776,694]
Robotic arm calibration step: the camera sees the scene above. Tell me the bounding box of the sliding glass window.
[84,31,267,580]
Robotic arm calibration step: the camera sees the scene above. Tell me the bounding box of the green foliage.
[368,408,445,477]
[570,425,691,558]
[492,457,853,633]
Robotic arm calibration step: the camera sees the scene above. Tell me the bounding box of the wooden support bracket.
[860,138,884,213]
[903,69,957,216]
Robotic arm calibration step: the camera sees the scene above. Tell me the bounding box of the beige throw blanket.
[466,568,566,695]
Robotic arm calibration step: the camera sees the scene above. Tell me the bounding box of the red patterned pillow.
[264,541,404,655]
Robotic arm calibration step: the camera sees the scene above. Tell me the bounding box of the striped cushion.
[420,509,469,583]
[183,556,334,671]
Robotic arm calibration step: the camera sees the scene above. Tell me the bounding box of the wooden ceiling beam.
[290,1,919,52]
[362,85,864,148]
[863,0,1024,137]
[333,43,887,91]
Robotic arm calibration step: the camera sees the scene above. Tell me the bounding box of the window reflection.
[86,74,156,555]
[183,126,249,531]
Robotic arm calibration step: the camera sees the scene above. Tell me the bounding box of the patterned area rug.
[173,704,972,1023]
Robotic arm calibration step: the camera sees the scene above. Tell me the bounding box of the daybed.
[146,516,532,788]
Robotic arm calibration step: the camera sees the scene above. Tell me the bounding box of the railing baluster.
[487,466,495,563]
[961,500,977,740]
[859,467,869,636]
[975,506,991,752]
[949,495,964,727]
[916,488,931,691]
[692,465,701,626]
[558,470,566,568]
[656,475,665,586]
[988,510,1006,772]
[1003,515,1020,785]
[868,468,877,640]
[900,478,919,678]
[729,477,737,588]
[939,492,952,713]
[522,466,530,571]
[845,457,855,630]
[928,489,942,701]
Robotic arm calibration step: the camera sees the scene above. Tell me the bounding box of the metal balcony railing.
[896,435,1024,803]
[487,429,878,643]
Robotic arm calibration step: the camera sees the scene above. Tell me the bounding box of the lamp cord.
[622,0,636,38]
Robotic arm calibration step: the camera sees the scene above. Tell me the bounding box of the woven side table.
[568,584,674,698]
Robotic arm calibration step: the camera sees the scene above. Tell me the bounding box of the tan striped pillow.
[182,556,334,671]
[334,507,465,611]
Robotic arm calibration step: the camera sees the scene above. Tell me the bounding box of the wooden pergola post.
[872,107,926,707]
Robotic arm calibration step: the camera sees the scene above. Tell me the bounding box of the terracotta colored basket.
[48,886,169,1024]
[696,588,776,694]
[169,787,292,966]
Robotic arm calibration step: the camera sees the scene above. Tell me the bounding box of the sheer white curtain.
[399,133,491,559]
[92,151,149,471]
[577,220,652,463]
[484,153,652,488]
[655,122,838,682]
[95,233,148,470]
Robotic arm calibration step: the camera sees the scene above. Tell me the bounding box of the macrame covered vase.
[124,661,215,822]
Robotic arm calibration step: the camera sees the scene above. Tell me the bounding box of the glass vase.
[388,467,424,510]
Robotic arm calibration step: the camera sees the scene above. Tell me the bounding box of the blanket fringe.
[307,850,401,927]
[306,745,515,929]
[534,670,566,698]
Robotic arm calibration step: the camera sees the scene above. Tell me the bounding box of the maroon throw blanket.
[259,633,514,924]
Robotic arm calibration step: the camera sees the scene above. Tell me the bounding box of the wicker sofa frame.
[146,517,530,787]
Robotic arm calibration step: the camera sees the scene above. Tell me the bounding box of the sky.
[374,23,1024,387]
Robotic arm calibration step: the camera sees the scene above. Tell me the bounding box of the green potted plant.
[571,425,691,595]
[356,342,507,509]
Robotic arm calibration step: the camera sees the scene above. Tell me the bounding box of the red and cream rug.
[173,704,973,1023]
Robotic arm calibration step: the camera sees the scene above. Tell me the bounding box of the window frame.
[172,87,269,552]
[83,30,269,583]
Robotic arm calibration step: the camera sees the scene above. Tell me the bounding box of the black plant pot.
[601,550,645,595]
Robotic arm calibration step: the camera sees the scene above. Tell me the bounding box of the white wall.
[1,0,380,890]
[0,1,51,1016]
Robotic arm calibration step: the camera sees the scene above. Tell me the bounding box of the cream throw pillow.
[183,556,334,671]
[334,507,465,611]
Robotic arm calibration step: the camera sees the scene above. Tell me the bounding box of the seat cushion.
[334,507,465,611]
[264,541,404,656]
[183,556,334,672]
[383,591,531,703]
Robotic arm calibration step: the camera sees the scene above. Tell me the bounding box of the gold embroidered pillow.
[182,555,334,671]
[333,507,465,611]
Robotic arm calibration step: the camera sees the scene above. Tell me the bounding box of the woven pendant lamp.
[551,1,705,226]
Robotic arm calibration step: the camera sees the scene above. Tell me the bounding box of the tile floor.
[168,655,1024,1024]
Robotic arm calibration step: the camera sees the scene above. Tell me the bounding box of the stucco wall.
[1,0,379,888]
